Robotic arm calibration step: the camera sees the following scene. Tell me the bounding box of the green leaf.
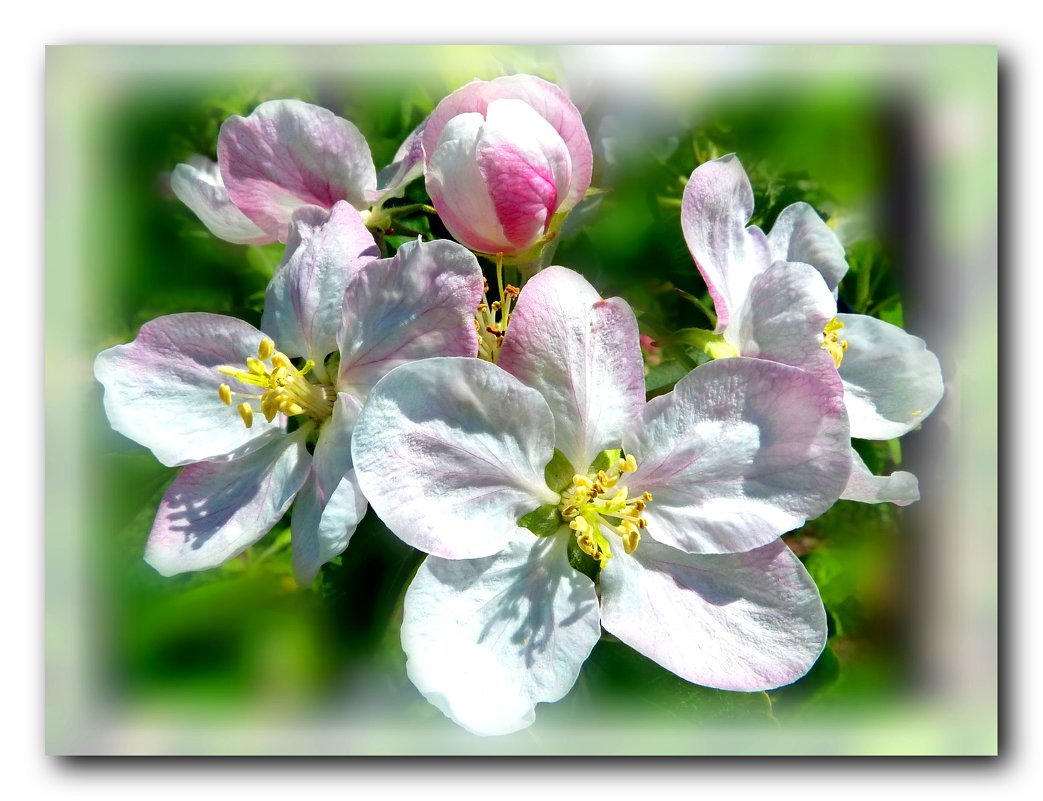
[543,449,575,493]
[518,505,561,538]
[644,360,688,394]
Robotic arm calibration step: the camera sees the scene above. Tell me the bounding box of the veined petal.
[841,447,920,506]
[475,99,572,250]
[261,202,379,373]
[624,358,851,555]
[352,358,558,560]
[337,238,483,401]
[426,112,512,254]
[218,99,377,241]
[94,313,284,467]
[291,394,367,585]
[681,154,772,332]
[403,532,601,736]
[145,429,311,576]
[423,74,591,212]
[837,313,944,440]
[600,537,827,691]
[767,202,849,294]
[170,156,274,245]
[498,267,645,474]
[373,118,427,204]
[728,260,843,393]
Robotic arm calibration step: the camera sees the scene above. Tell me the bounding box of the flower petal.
[261,202,379,374]
[841,447,920,506]
[767,202,849,294]
[681,154,772,332]
[94,314,285,467]
[498,266,645,473]
[337,238,482,400]
[625,357,851,554]
[475,99,572,250]
[373,118,427,204]
[402,532,601,736]
[600,538,826,691]
[145,429,311,576]
[426,112,512,254]
[836,313,944,440]
[728,260,844,394]
[291,394,367,585]
[218,99,377,241]
[170,156,275,245]
[352,358,558,560]
[423,74,591,212]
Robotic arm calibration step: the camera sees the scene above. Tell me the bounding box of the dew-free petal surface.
[767,202,849,294]
[170,156,274,245]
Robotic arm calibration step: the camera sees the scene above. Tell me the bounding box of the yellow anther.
[218,384,232,406]
[622,529,640,554]
[246,356,267,376]
[258,336,275,361]
[271,352,294,371]
[621,454,638,473]
[238,402,254,429]
[574,475,594,490]
[821,317,849,368]
[560,504,579,518]
[642,491,653,502]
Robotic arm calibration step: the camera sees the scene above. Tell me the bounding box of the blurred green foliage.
[80,59,925,734]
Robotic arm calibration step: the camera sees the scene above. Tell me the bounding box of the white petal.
[291,394,368,585]
[352,358,558,560]
[93,313,284,467]
[837,313,944,440]
[840,447,920,506]
[600,538,826,691]
[337,238,483,401]
[261,203,379,374]
[145,429,311,576]
[625,358,851,554]
[403,532,601,736]
[767,202,849,294]
[170,157,274,245]
[498,266,645,474]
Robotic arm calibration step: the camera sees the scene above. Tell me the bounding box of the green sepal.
[590,449,622,475]
[543,449,575,493]
[567,534,602,582]
[518,505,562,538]
[668,328,740,360]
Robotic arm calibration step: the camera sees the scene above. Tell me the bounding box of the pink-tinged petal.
[145,429,311,576]
[352,358,558,560]
[170,156,275,245]
[600,538,827,691]
[94,314,284,467]
[681,154,772,332]
[261,203,379,374]
[218,99,377,242]
[624,357,851,555]
[728,260,844,394]
[291,394,367,585]
[373,118,427,204]
[498,267,645,474]
[837,313,944,440]
[403,532,601,736]
[423,74,592,212]
[475,99,572,250]
[841,447,920,506]
[337,239,482,400]
[426,112,512,254]
[767,202,849,295]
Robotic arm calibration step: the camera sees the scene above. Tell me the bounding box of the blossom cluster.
[95,74,943,736]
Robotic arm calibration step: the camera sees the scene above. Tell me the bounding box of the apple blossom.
[681,154,944,506]
[422,74,593,262]
[94,202,483,584]
[351,266,852,735]
[171,99,426,244]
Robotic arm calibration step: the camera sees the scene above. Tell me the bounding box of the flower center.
[821,317,849,368]
[476,254,519,364]
[217,335,336,429]
[557,454,652,568]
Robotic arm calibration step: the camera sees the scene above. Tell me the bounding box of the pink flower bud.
[423,75,593,257]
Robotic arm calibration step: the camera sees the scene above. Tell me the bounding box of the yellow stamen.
[257,336,275,361]
[218,384,232,406]
[238,402,254,429]
[821,317,849,368]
